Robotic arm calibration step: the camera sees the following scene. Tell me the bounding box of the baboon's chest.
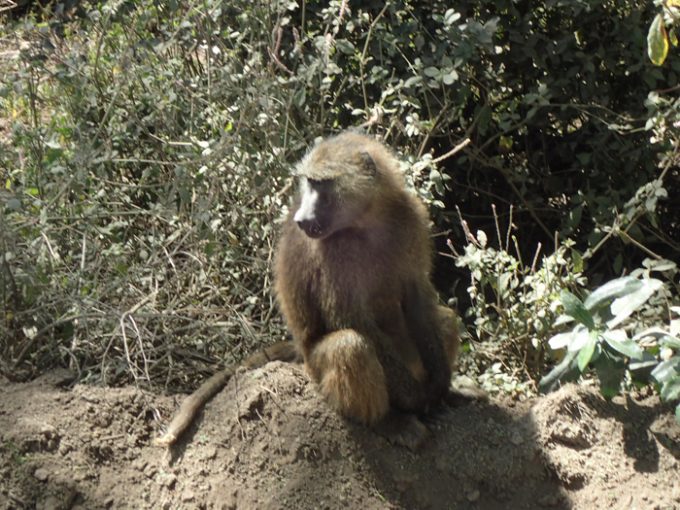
[314,239,400,319]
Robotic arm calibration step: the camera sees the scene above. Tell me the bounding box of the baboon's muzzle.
[296,219,325,238]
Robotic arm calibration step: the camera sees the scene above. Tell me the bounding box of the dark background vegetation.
[1,0,678,401]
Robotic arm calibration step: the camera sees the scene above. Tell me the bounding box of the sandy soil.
[1,362,679,509]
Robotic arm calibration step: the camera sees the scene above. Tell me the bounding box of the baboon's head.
[292,133,401,240]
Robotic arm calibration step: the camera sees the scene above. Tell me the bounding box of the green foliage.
[454,209,586,382]
[649,13,670,66]
[1,0,298,385]
[540,260,680,421]
[647,1,680,66]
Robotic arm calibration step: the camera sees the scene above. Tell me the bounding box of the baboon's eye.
[359,151,377,176]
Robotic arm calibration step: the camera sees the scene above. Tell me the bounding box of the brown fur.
[274,132,459,424]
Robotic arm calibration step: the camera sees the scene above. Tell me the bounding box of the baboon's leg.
[436,305,460,370]
[307,329,390,425]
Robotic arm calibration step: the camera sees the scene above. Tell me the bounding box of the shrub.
[454,207,586,384]
[540,259,680,421]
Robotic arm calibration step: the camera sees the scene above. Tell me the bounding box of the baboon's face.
[293,176,369,239]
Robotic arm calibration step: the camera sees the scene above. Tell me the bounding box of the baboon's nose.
[296,219,323,238]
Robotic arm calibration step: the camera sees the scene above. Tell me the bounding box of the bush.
[1,1,299,387]
[453,207,586,383]
[539,260,680,420]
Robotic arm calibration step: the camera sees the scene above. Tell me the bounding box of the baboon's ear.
[359,151,377,176]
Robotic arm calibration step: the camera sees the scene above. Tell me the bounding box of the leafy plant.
[454,207,587,382]
[647,0,680,66]
[540,260,680,421]
[650,321,680,422]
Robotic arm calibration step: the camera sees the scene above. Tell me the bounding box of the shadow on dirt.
[349,399,571,510]
[574,389,680,471]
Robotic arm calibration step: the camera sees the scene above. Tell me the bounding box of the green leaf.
[553,314,574,327]
[442,70,458,85]
[499,135,513,151]
[560,291,595,329]
[335,39,355,55]
[403,76,422,88]
[567,327,593,353]
[6,198,21,211]
[577,332,599,372]
[633,327,680,349]
[424,66,440,77]
[602,329,644,360]
[633,327,675,341]
[583,276,641,311]
[44,139,62,150]
[443,9,461,26]
[572,249,584,273]
[647,259,677,272]
[539,350,580,393]
[548,330,576,350]
[660,335,680,350]
[629,354,659,377]
[648,13,669,66]
[593,350,626,399]
[675,404,680,425]
[652,357,680,384]
[660,378,680,401]
[608,278,663,328]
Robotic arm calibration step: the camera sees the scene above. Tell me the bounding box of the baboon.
[155,132,460,448]
[274,131,459,425]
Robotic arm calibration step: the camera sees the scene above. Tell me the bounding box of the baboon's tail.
[243,340,299,368]
[154,340,298,448]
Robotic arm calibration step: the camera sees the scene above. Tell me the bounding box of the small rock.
[58,442,73,456]
[201,446,218,461]
[467,489,480,502]
[34,468,49,482]
[510,429,524,445]
[133,459,148,471]
[38,495,61,510]
[162,473,177,488]
[539,494,560,507]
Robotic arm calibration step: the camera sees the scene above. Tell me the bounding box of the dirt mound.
[1,363,678,509]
